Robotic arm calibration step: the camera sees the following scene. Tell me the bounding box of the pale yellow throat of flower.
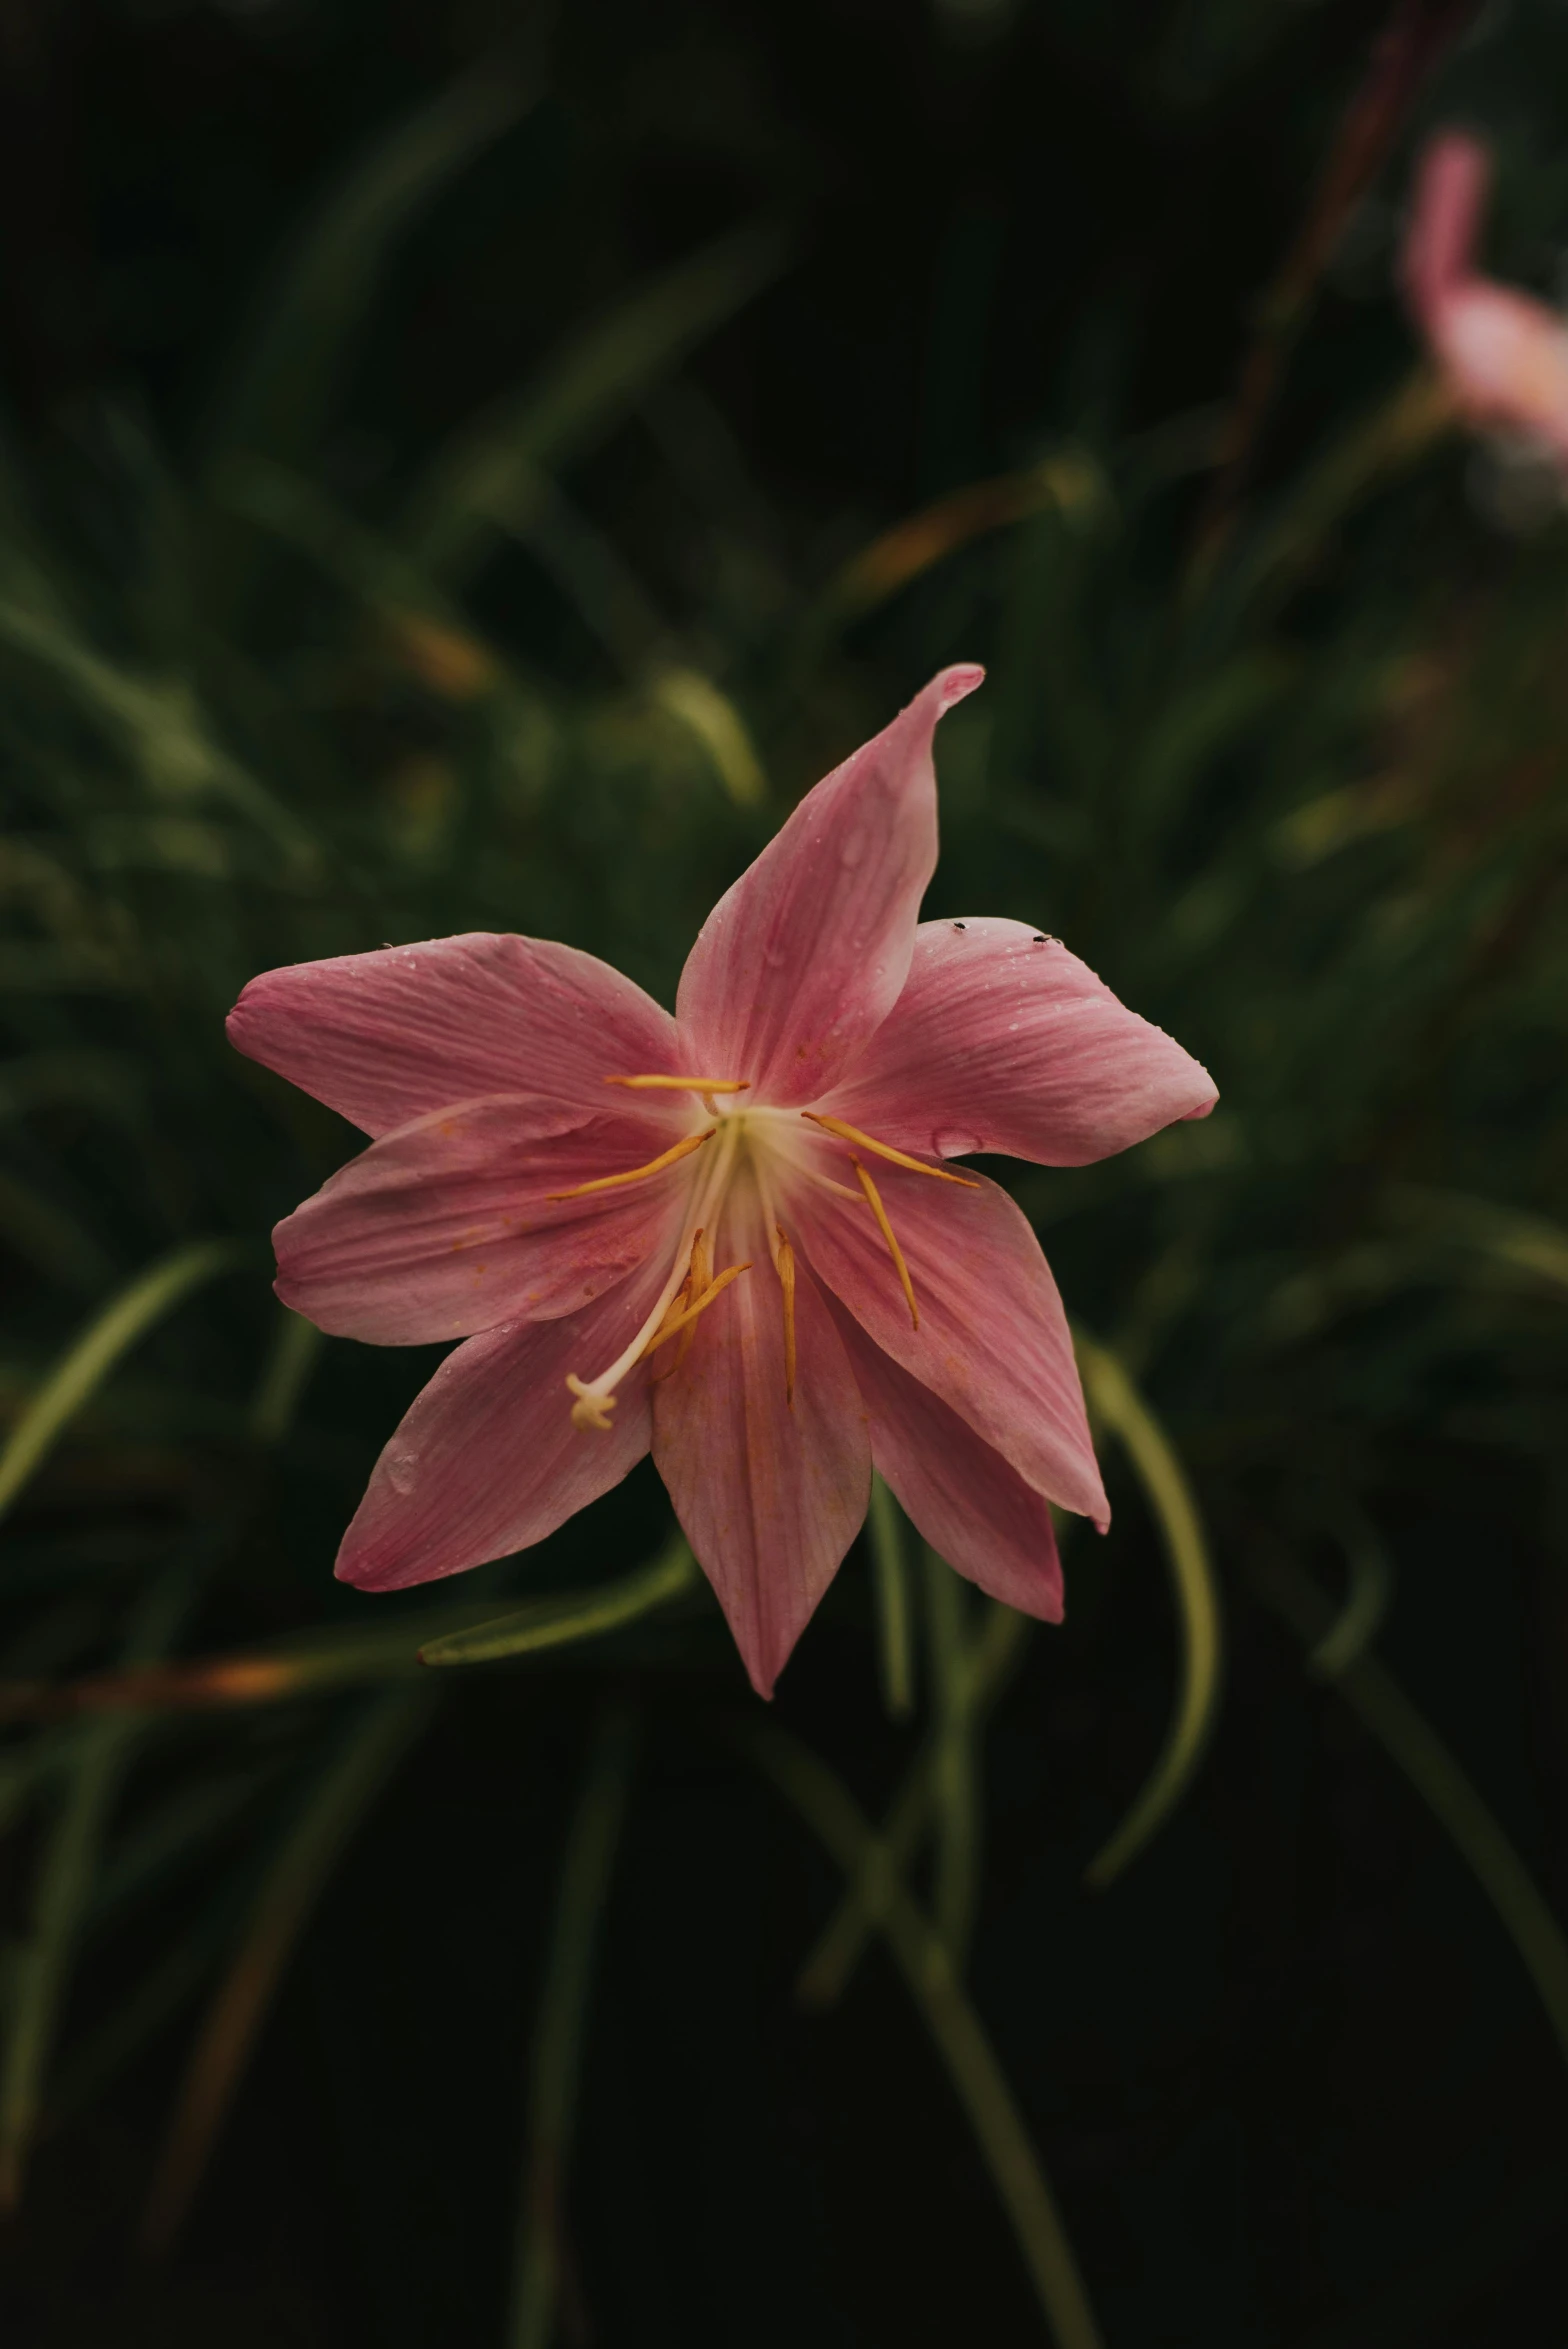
[550,1077,979,1429]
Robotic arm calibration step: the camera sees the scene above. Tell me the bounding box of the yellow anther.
[850,1157,919,1330]
[545,1127,713,1201]
[640,1260,752,1359]
[775,1225,797,1408]
[801,1111,981,1186]
[566,1375,617,1432]
[605,1075,751,1093]
[652,1230,711,1382]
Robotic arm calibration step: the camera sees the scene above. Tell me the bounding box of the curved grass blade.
[203,67,533,484]
[0,1560,197,2209]
[1076,1335,1223,1891]
[1257,1554,1568,2073]
[747,1723,1105,2349]
[0,1544,698,1722]
[402,216,792,587]
[418,1536,698,1666]
[923,1545,980,1965]
[140,1688,432,2253]
[246,1306,323,1445]
[1309,1508,1395,1676]
[797,1601,1029,2009]
[649,667,767,807]
[508,1708,637,2349]
[866,1472,915,1721]
[0,1241,245,1529]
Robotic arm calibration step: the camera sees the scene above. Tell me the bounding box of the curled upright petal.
[820,918,1216,1166]
[789,1166,1106,1527]
[336,1270,664,1591]
[274,1097,694,1344]
[675,666,983,1107]
[228,933,685,1137]
[827,1297,1064,1620]
[652,1201,870,1697]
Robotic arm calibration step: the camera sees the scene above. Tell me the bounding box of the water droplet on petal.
[386,1452,417,1498]
[934,1127,985,1160]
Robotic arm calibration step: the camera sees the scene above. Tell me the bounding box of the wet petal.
[275,1097,694,1344]
[788,1166,1106,1527]
[228,933,684,1138]
[675,667,983,1107]
[820,918,1216,1167]
[652,1218,870,1697]
[826,1298,1064,1619]
[337,1270,663,1591]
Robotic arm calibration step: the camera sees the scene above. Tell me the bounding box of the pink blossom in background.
[1402,128,1568,464]
[228,669,1217,1696]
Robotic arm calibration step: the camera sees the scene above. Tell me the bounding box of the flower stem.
[866,1473,915,1720]
[508,1708,637,2349]
[747,1723,1105,2349]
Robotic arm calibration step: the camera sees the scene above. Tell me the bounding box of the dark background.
[2,2,1568,2344]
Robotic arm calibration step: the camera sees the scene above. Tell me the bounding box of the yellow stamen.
[605,1075,751,1093]
[545,1126,713,1201]
[775,1226,797,1407]
[801,1111,981,1187]
[640,1260,752,1358]
[653,1230,711,1382]
[566,1375,617,1432]
[851,1157,919,1330]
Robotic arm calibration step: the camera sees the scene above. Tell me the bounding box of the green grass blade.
[866,1472,915,1720]
[924,1545,980,1966]
[139,1688,431,2253]
[508,1709,637,2349]
[1258,1555,1568,2074]
[796,1602,1029,2008]
[402,217,792,587]
[246,1306,323,1445]
[1309,1508,1394,1676]
[0,1561,196,2208]
[0,1241,245,1528]
[203,67,533,482]
[418,1536,699,1666]
[748,1723,1106,2349]
[1076,1335,1223,1891]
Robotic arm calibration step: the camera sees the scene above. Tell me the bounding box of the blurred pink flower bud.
[1402,129,1568,465]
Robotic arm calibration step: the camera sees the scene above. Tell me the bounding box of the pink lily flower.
[1402,129,1568,464]
[228,668,1217,1696]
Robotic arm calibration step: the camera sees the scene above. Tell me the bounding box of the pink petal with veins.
[675,666,983,1106]
[274,1096,690,1344]
[821,918,1216,1167]
[228,933,685,1137]
[827,1298,1064,1619]
[788,1165,1107,1528]
[652,1212,870,1697]
[336,1267,665,1591]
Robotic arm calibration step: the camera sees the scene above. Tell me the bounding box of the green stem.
[924,1545,978,1966]
[866,1474,915,1719]
[748,1724,1105,2349]
[796,1603,1029,2008]
[508,1709,638,2349]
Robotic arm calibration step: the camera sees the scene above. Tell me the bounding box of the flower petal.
[826,1297,1064,1620]
[228,933,684,1138]
[1403,130,1485,331]
[820,918,1216,1166]
[336,1271,663,1591]
[275,1097,695,1344]
[674,666,983,1106]
[787,1166,1107,1527]
[652,1211,870,1697]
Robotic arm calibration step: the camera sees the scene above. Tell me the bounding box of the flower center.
[558,1075,982,1429]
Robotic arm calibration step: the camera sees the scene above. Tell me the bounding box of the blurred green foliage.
[5,2,1568,2341]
